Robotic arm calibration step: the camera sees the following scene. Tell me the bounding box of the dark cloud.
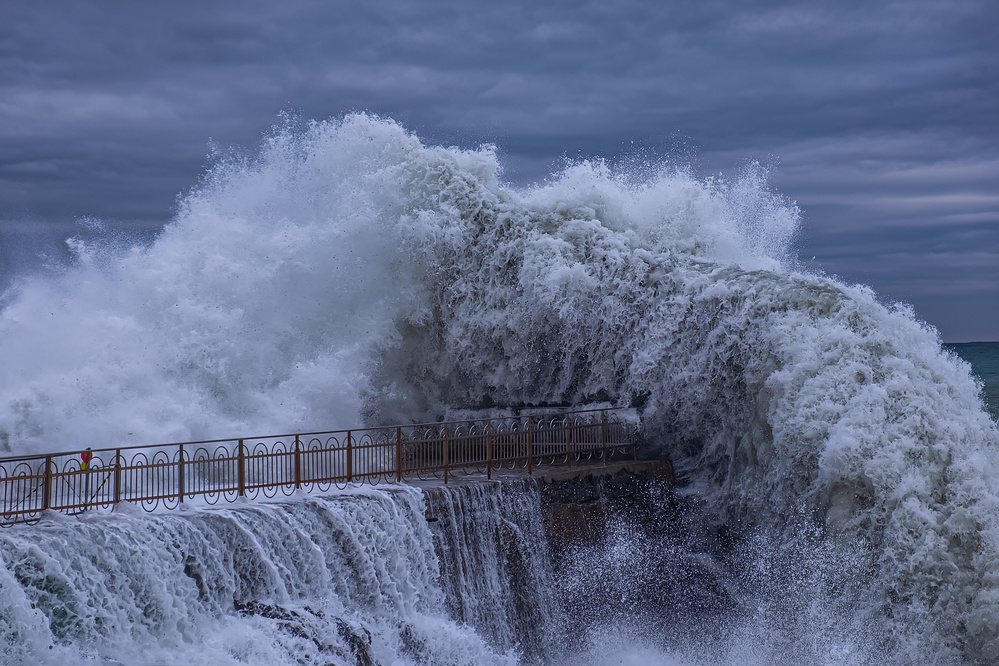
[1,0,996,340]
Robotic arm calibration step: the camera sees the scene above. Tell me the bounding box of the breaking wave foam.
[1,113,997,662]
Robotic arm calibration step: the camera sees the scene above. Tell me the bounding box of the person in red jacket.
[80,447,93,471]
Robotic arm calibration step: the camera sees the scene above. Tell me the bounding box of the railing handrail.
[0,407,622,465]
[0,408,640,526]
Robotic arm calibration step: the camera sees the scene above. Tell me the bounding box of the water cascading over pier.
[0,463,673,665]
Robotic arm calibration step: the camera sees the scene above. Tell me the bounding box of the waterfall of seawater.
[425,480,558,663]
[2,113,998,662]
[0,473,922,666]
[0,486,528,665]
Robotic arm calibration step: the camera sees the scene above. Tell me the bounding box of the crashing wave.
[1,113,997,662]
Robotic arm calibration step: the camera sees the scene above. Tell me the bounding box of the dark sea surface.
[946,341,999,420]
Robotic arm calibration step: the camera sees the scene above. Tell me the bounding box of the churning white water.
[1,113,998,663]
[0,486,524,665]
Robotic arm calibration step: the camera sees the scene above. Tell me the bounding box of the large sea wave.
[1,113,997,663]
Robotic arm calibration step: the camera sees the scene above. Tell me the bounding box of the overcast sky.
[1,0,996,341]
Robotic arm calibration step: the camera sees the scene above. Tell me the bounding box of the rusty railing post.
[177,443,185,504]
[600,409,609,465]
[526,417,533,476]
[442,424,449,484]
[395,426,403,483]
[486,419,493,480]
[42,455,52,512]
[82,459,91,512]
[347,431,353,483]
[566,415,573,467]
[294,435,302,489]
[237,439,246,497]
[113,449,122,505]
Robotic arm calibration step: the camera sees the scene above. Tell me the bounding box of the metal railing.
[0,408,637,526]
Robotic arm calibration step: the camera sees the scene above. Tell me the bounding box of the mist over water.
[1,113,998,663]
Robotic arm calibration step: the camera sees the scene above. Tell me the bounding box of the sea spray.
[362,118,999,661]
[1,113,997,661]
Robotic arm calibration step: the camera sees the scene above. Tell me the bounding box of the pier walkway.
[0,409,638,526]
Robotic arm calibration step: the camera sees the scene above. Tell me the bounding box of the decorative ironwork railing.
[0,409,637,526]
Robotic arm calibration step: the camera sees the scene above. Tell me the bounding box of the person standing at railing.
[80,447,93,471]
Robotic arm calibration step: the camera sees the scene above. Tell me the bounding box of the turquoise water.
[946,341,999,421]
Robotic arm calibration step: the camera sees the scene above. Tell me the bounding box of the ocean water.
[1,113,997,664]
[946,342,999,421]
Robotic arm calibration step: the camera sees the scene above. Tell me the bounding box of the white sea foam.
[0,487,516,666]
[1,113,997,662]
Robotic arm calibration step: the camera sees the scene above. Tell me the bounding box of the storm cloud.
[2,0,997,340]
